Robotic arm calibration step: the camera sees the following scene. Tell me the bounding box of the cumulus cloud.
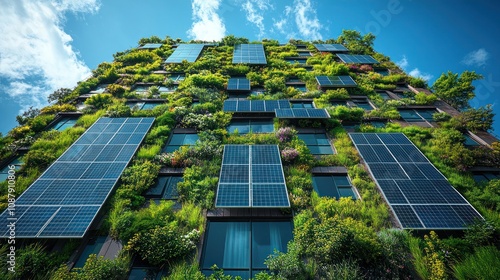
[408,68,433,81]
[462,48,489,67]
[242,0,272,38]
[293,0,323,40]
[273,6,293,36]
[397,55,433,81]
[188,0,226,41]
[0,0,99,113]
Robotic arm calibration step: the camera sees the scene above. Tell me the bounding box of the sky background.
[1,0,499,136]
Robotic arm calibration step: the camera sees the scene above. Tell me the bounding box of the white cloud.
[242,0,272,39]
[0,0,99,113]
[293,0,323,40]
[408,68,433,81]
[462,48,489,67]
[396,55,433,81]
[396,55,409,69]
[188,0,226,41]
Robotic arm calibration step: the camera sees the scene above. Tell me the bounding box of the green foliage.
[431,70,483,110]
[106,104,131,117]
[408,76,428,88]
[328,106,365,122]
[336,30,376,54]
[164,261,205,280]
[457,104,495,132]
[414,92,437,105]
[177,164,220,208]
[221,35,249,46]
[52,254,130,280]
[84,93,114,109]
[266,241,307,280]
[48,88,73,104]
[114,160,160,209]
[180,72,226,90]
[106,84,126,97]
[41,104,76,115]
[453,246,500,280]
[264,76,286,94]
[433,112,452,122]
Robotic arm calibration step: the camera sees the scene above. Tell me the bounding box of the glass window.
[227,120,274,134]
[331,101,348,107]
[163,133,199,153]
[464,135,480,147]
[417,109,437,121]
[290,85,307,92]
[352,100,373,111]
[145,176,182,199]
[51,118,77,131]
[0,156,24,182]
[399,109,422,122]
[202,220,292,277]
[298,52,312,57]
[312,175,357,199]
[473,172,500,183]
[298,133,334,155]
[378,92,391,100]
[291,101,314,108]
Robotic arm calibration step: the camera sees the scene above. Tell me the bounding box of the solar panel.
[139,43,162,49]
[337,54,379,64]
[215,145,290,208]
[165,44,205,63]
[0,117,154,238]
[314,44,348,52]
[316,76,357,88]
[223,99,291,112]
[232,44,267,64]
[349,132,483,230]
[227,78,251,91]
[275,108,330,119]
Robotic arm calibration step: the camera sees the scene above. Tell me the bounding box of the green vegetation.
[0,32,499,280]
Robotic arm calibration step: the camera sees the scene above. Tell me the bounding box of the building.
[0,34,498,279]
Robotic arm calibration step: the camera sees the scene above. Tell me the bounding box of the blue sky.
[1,0,499,135]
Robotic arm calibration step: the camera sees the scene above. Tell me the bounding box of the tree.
[336,30,376,54]
[16,106,41,125]
[47,88,73,104]
[84,93,113,109]
[431,71,483,110]
[221,35,249,46]
[457,104,495,132]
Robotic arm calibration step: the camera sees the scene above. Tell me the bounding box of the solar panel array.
[349,133,482,229]
[316,76,357,87]
[232,44,267,64]
[216,145,290,208]
[139,43,163,49]
[0,117,154,238]
[314,44,348,52]
[337,54,379,64]
[275,108,330,119]
[165,44,205,63]
[223,99,291,112]
[227,78,251,91]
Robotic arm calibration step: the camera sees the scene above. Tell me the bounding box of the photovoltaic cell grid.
[275,108,330,119]
[349,132,482,230]
[0,117,154,238]
[165,44,205,63]
[216,145,290,208]
[227,78,251,91]
[337,54,379,64]
[232,44,267,64]
[314,44,348,52]
[316,76,357,87]
[139,43,162,49]
[223,99,291,112]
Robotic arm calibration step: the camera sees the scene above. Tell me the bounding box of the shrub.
[453,246,500,280]
[281,147,299,164]
[276,127,297,143]
[84,94,113,109]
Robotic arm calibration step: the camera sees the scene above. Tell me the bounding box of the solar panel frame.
[314,44,348,52]
[165,44,205,63]
[316,75,357,88]
[0,117,154,238]
[275,108,330,119]
[337,54,379,64]
[350,132,483,230]
[222,99,291,113]
[215,145,290,208]
[232,44,267,64]
[227,78,251,91]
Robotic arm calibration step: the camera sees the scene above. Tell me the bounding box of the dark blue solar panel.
[386,145,413,162]
[395,180,446,204]
[363,134,382,144]
[264,100,279,111]
[224,100,237,111]
[357,145,380,162]
[399,145,427,162]
[337,54,379,64]
[237,100,251,112]
[316,76,357,87]
[369,163,408,179]
[451,205,482,225]
[278,100,291,109]
[306,109,329,118]
[166,44,205,63]
[392,205,424,228]
[220,165,249,184]
[413,205,465,228]
[293,108,309,117]
[416,163,445,180]
[223,145,250,164]
[216,184,250,207]
[252,146,280,164]
[232,44,267,64]
[377,134,398,145]
[371,145,395,162]
[400,163,427,179]
[252,165,284,183]
[253,184,289,207]
[314,44,348,52]
[251,100,265,112]
[228,78,251,91]
[349,134,368,144]
[377,180,408,204]
[275,108,293,118]
[0,117,154,238]
[431,180,467,204]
